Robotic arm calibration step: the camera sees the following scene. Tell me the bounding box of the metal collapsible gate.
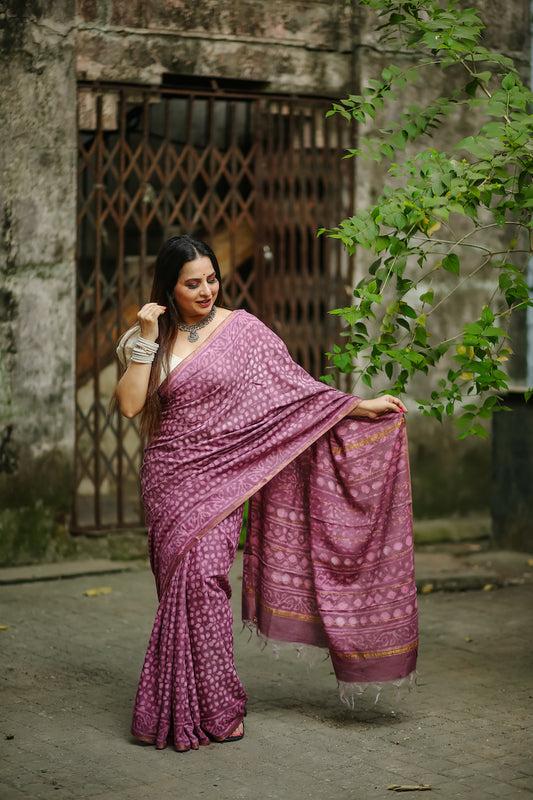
[74,82,354,533]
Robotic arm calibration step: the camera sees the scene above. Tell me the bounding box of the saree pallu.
[243,414,417,702]
[131,310,418,750]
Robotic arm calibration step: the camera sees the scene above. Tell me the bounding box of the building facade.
[0,0,530,563]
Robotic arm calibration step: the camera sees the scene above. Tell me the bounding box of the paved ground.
[1,549,532,800]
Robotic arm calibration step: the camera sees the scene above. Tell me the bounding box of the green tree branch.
[323,0,533,436]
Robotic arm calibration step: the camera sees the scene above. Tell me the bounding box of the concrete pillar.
[0,1,77,564]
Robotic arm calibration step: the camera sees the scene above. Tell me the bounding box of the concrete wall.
[76,0,356,93]
[0,0,78,564]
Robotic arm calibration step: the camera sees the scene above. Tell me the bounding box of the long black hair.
[141,235,224,438]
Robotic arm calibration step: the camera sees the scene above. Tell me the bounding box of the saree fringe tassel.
[243,622,418,706]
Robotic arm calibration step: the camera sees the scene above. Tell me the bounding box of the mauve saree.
[131,309,418,751]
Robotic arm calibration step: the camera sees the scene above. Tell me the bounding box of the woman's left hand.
[350,395,408,419]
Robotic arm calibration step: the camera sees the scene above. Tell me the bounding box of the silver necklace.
[177,306,216,342]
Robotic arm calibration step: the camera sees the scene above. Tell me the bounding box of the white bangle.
[131,337,159,364]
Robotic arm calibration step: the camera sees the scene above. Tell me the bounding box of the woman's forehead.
[179,256,214,281]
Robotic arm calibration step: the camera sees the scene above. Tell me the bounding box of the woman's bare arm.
[115,362,154,418]
[114,303,166,418]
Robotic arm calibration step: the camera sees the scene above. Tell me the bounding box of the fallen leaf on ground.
[0,625,8,630]
[83,587,112,597]
[421,584,434,594]
[527,559,533,567]
[464,637,473,642]
[482,584,495,591]
[388,785,432,792]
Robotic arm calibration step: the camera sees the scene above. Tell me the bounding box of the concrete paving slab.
[1,551,532,799]
[414,547,533,591]
[0,559,140,585]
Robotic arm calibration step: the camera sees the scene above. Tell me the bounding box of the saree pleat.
[132,508,247,751]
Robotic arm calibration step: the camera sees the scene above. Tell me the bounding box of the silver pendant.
[177,307,216,342]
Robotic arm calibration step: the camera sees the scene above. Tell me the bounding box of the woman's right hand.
[137,303,167,342]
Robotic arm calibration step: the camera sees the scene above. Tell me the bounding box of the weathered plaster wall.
[76,0,355,93]
[0,0,78,564]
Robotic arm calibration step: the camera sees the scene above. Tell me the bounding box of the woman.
[115,235,418,753]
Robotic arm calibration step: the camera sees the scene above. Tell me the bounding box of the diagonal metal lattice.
[74,83,354,533]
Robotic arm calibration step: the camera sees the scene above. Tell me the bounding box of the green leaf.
[457,422,490,440]
[456,136,501,158]
[389,13,405,25]
[420,289,435,305]
[481,306,495,325]
[393,212,408,229]
[498,273,513,292]
[481,121,506,138]
[398,302,418,319]
[441,253,460,274]
[414,326,427,346]
[482,325,508,338]
[374,236,390,253]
